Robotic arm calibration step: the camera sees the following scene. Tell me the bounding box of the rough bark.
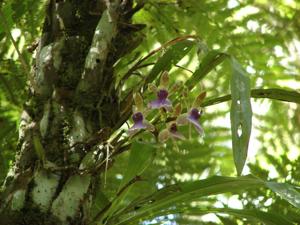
[0,0,143,224]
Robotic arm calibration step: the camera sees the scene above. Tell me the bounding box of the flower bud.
[148,83,158,93]
[173,103,182,117]
[133,92,144,111]
[160,71,169,88]
[193,91,206,108]
[158,129,170,143]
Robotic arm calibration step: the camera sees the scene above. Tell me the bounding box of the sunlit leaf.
[94,141,157,224]
[185,50,227,89]
[112,176,263,224]
[119,141,156,189]
[267,182,300,209]
[230,57,252,176]
[145,40,194,85]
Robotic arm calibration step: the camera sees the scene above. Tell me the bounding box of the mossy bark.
[0,1,143,224]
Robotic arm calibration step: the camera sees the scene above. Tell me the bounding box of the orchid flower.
[176,92,206,135]
[148,71,172,111]
[177,108,203,134]
[128,93,155,136]
[158,122,185,143]
[128,111,155,136]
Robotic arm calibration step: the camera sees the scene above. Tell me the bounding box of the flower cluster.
[128,71,206,143]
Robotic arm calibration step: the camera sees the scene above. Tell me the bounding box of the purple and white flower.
[169,123,185,140]
[128,112,154,136]
[177,108,204,135]
[158,122,185,143]
[148,89,172,111]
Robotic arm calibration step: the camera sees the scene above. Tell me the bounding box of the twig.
[175,64,193,74]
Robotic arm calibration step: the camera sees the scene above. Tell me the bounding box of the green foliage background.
[1,0,300,224]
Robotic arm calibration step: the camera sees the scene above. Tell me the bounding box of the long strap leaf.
[110,176,300,225]
[230,57,252,176]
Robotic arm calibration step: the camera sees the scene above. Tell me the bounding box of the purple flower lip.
[157,89,168,100]
[169,123,185,140]
[176,108,203,135]
[169,123,178,133]
[148,89,172,111]
[128,112,154,136]
[132,112,144,123]
[130,112,146,131]
[158,123,185,142]
[189,108,201,121]
[187,108,203,134]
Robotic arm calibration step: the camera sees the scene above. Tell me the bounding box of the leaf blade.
[230,57,252,175]
[185,50,228,89]
[112,176,263,224]
[145,40,195,85]
[267,182,300,209]
[119,141,156,189]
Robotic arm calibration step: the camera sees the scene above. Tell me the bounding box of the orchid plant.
[128,71,206,143]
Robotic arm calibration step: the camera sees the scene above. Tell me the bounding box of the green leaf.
[94,141,156,224]
[211,208,294,225]
[267,182,300,209]
[0,3,14,34]
[133,207,294,225]
[201,88,300,107]
[112,176,264,224]
[251,88,300,104]
[119,141,156,189]
[185,50,228,89]
[90,190,111,219]
[145,40,194,85]
[111,176,300,225]
[230,57,252,176]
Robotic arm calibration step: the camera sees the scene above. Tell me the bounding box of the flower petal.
[128,112,152,136]
[173,103,182,117]
[128,127,140,136]
[160,71,169,88]
[148,83,158,93]
[163,99,172,111]
[192,91,206,108]
[176,114,189,126]
[133,93,144,112]
[170,131,185,140]
[189,108,201,121]
[158,129,170,143]
[144,120,155,132]
[187,117,204,135]
[169,123,185,140]
[148,99,162,109]
[148,98,172,111]
[128,122,146,136]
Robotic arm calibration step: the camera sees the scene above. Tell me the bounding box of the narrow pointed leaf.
[131,207,294,225]
[95,141,156,224]
[112,176,263,224]
[230,57,252,175]
[267,182,300,209]
[119,141,156,189]
[112,177,300,225]
[185,50,228,89]
[145,40,194,85]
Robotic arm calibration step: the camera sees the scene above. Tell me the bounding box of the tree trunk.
[0,1,143,224]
